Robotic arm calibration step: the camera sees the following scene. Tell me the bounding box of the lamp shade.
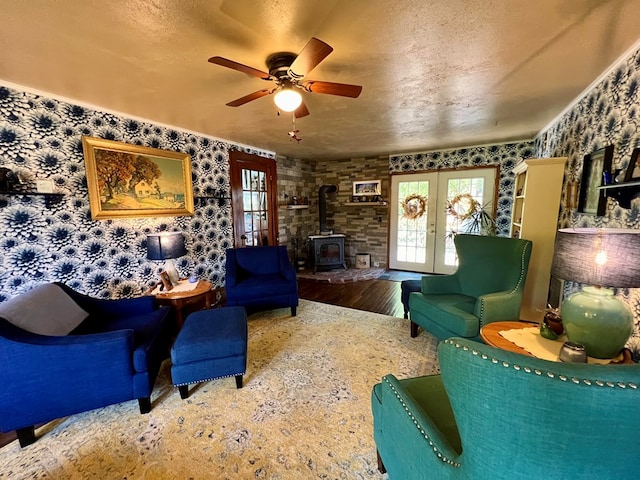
[146,232,186,260]
[551,228,640,288]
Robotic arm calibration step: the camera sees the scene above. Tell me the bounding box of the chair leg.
[138,397,151,414]
[376,450,387,474]
[291,306,297,316]
[235,374,243,389]
[179,385,190,399]
[16,426,36,448]
[410,321,418,338]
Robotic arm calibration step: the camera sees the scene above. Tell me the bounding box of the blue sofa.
[225,246,299,316]
[0,282,174,447]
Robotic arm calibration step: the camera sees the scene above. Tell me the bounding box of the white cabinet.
[510,157,566,323]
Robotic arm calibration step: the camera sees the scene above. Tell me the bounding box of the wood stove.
[309,234,347,272]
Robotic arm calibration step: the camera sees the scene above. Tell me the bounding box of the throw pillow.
[0,283,89,336]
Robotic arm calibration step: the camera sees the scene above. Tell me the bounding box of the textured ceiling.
[2,0,640,160]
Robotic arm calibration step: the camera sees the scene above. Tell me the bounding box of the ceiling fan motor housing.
[266,52,297,80]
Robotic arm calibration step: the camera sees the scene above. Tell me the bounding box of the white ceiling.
[2,0,640,160]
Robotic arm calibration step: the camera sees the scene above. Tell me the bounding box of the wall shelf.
[344,201,388,206]
[0,190,65,208]
[284,205,309,210]
[597,181,640,208]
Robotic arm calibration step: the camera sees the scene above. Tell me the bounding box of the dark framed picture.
[623,148,640,182]
[577,145,613,215]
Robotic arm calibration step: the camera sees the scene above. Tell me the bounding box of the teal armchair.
[409,234,532,340]
[372,337,640,480]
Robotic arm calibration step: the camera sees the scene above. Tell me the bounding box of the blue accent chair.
[409,234,532,340]
[372,337,640,479]
[225,246,299,316]
[0,282,174,447]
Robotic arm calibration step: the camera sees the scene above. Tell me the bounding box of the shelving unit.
[598,180,640,208]
[510,157,567,323]
[284,205,310,210]
[0,190,65,208]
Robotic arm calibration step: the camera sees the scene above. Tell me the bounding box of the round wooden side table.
[151,280,215,329]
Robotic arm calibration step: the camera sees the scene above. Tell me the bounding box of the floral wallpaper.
[389,142,536,237]
[0,85,273,302]
[534,46,640,355]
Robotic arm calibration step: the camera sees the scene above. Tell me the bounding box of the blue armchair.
[409,234,532,340]
[0,282,174,447]
[372,337,640,479]
[225,246,298,316]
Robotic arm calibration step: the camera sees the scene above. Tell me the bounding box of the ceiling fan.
[208,37,362,118]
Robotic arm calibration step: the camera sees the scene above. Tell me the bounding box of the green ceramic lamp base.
[562,286,633,359]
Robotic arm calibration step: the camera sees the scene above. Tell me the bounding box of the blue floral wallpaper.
[0,85,273,302]
[534,47,640,354]
[390,142,536,237]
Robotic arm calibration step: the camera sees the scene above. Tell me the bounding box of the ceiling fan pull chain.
[288,115,301,143]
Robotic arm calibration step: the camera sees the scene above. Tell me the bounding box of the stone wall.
[276,155,317,265]
[312,156,390,268]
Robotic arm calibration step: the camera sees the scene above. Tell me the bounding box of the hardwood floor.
[0,277,406,449]
[298,277,406,318]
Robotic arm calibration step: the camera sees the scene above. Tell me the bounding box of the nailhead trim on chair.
[478,242,531,325]
[446,339,638,389]
[173,371,245,387]
[383,376,461,468]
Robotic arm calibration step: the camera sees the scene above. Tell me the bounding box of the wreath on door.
[401,194,428,219]
[446,193,481,221]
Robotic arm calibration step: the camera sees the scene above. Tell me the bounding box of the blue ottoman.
[171,306,247,399]
[401,279,422,319]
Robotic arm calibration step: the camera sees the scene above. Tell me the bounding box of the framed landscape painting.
[352,179,381,196]
[82,136,194,220]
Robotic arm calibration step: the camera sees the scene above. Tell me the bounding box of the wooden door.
[229,151,278,248]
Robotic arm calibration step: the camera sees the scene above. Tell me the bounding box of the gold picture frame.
[82,136,194,220]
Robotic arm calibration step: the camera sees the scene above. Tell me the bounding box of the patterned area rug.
[297,267,386,283]
[0,300,439,479]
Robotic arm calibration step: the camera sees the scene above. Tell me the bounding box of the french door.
[229,151,278,248]
[389,167,497,274]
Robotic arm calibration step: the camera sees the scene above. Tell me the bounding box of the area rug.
[0,300,439,479]
[378,270,425,282]
[297,267,386,283]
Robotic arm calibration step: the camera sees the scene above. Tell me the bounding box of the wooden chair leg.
[16,426,36,448]
[138,397,151,414]
[377,450,387,474]
[179,385,190,399]
[235,374,243,389]
[291,306,297,316]
[410,321,419,338]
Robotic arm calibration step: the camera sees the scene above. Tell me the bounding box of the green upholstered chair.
[409,234,532,340]
[372,337,640,480]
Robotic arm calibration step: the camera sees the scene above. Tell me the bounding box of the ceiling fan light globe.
[274,89,302,112]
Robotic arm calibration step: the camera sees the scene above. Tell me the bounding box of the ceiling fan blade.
[294,101,310,118]
[226,89,273,107]
[301,80,362,98]
[288,37,333,80]
[208,56,272,80]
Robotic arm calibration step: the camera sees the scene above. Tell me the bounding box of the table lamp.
[147,232,186,286]
[551,228,640,358]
